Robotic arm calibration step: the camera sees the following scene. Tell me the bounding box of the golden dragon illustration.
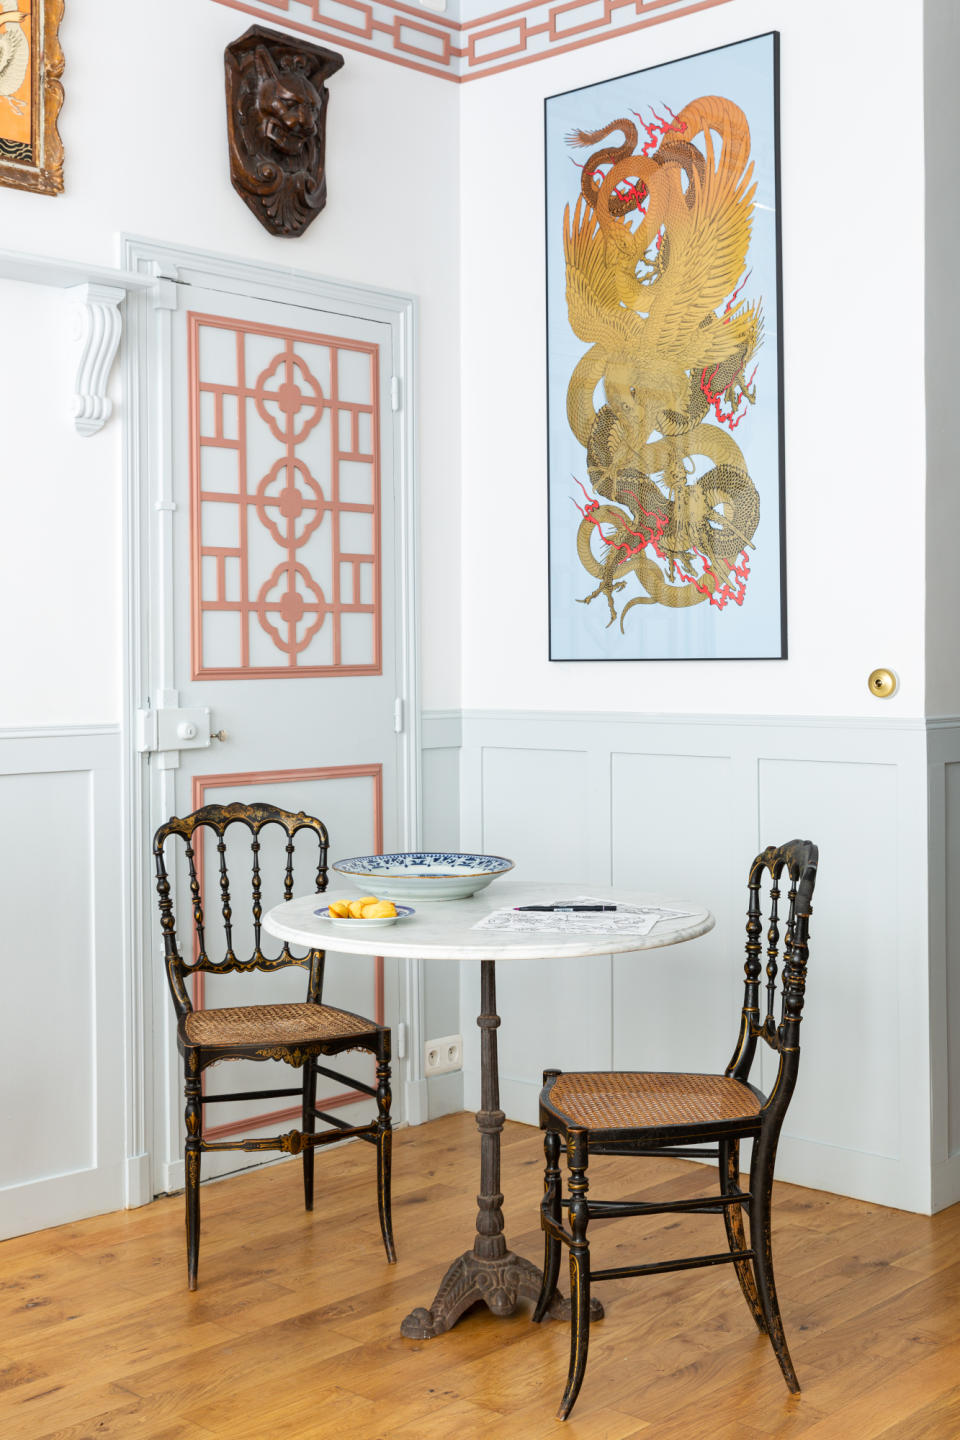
[563,95,763,628]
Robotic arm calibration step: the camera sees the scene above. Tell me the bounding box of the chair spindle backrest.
[726,839,818,1111]
[153,801,329,1020]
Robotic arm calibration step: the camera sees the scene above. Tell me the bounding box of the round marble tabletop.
[263,879,714,960]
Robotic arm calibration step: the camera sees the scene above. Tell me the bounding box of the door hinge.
[393,697,404,734]
[390,376,401,412]
[396,1022,408,1060]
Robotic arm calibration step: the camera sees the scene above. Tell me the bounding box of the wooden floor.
[2,1114,960,1439]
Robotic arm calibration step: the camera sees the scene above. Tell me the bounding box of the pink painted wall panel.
[188,312,382,680]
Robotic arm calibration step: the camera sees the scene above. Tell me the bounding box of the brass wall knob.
[868,668,897,699]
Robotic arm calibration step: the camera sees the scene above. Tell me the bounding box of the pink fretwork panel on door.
[188,312,382,678]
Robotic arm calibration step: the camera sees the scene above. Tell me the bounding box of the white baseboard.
[0,1163,125,1241]
[162,1158,185,1195]
[404,1077,429,1126]
[932,1153,960,1213]
[427,1070,464,1120]
[124,1152,152,1209]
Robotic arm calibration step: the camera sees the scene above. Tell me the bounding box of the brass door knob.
[867,669,897,699]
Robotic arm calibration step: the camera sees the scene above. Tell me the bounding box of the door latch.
[136,705,213,754]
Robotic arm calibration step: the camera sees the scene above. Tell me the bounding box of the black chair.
[153,800,396,1290]
[533,839,818,1419]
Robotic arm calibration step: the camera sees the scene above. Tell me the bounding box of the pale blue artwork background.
[546,33,783,660]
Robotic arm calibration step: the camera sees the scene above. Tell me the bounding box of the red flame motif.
[676,547,751,609]
[632,103,686,156]
[572,478,751,609]
[700,362,758,430]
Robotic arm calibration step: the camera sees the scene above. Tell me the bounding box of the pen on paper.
[513,904,617,912]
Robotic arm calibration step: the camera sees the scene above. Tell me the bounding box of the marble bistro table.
[263,879,714,1339]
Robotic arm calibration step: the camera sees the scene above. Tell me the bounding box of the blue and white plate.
[315,903,415,929]
[330,852,515,902]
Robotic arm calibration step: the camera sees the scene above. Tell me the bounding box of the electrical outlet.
[424,1033,463,1076]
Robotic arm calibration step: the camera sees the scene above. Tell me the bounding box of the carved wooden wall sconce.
[225,25,344,238]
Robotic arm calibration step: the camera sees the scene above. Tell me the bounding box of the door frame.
[119,237,425,1200]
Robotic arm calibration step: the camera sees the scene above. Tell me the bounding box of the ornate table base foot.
[400,1248,604,1339]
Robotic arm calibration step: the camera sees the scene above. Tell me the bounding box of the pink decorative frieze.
[211,0,739,81]
[188,312,382,679]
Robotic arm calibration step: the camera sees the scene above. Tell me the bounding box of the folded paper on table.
[471,898,696,936]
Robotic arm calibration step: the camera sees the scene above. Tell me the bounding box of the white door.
[133,257,417,1195]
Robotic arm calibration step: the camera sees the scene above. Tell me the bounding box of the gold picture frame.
[0,0,64,196]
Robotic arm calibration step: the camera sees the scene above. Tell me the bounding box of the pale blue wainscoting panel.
[610,751,740,1078]
[480,746,591,884]
[453,711,933,1212]
[927,721,960,1211]
[758,758,903,1200]
[421,712,466,1117]
[474,744,609,1122]
[0,727,126,1239]
[946,760,960,1160]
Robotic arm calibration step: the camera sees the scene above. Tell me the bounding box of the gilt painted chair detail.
[533,839,818,1420]
[153,800,396,1289]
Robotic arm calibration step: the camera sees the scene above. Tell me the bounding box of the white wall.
[459,0,926,717]
[0,0,462,1232]
[1,0,462,720]
[450,0,953,1214]
[924,0,960,718]
[0,0,951,1229]
[0,283,121,725]
[923,2,960,1212]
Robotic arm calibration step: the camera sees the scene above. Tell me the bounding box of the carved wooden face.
[225,26,344,238]
[253,51,321,159]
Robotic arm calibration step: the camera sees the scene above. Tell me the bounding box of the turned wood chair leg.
[376,1051,396,1263]
[184,1067,202,1292]
[302,1059,318,1212]
[558,1131,591,1422]
[533,1127,563,1323]
[749,1132,799,1392]
[720,1138,766,1334]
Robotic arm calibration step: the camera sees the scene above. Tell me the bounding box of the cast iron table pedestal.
[400,957,598,1338]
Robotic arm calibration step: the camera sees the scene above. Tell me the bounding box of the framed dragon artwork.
[0,0,64,196]
[545,32,785,661]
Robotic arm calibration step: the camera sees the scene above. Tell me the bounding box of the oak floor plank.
[33,1397,218,1440]
[1,1114,958,1438]
[799,1339,960,1439]
[873,1385,960,1440]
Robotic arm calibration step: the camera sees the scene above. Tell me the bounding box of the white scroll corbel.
[68,282,126,436]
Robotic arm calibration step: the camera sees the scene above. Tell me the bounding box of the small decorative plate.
[330,852,515,902]
[315,903,416,929]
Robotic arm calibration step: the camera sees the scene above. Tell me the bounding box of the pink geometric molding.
[188,311,382,680]
[210,0,740,83]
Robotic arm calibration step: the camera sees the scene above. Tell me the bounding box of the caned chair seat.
[153,801,396,1290]
[534,840,819,1421]
[184,1002,378,1049]
[547,1071,762,1132]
